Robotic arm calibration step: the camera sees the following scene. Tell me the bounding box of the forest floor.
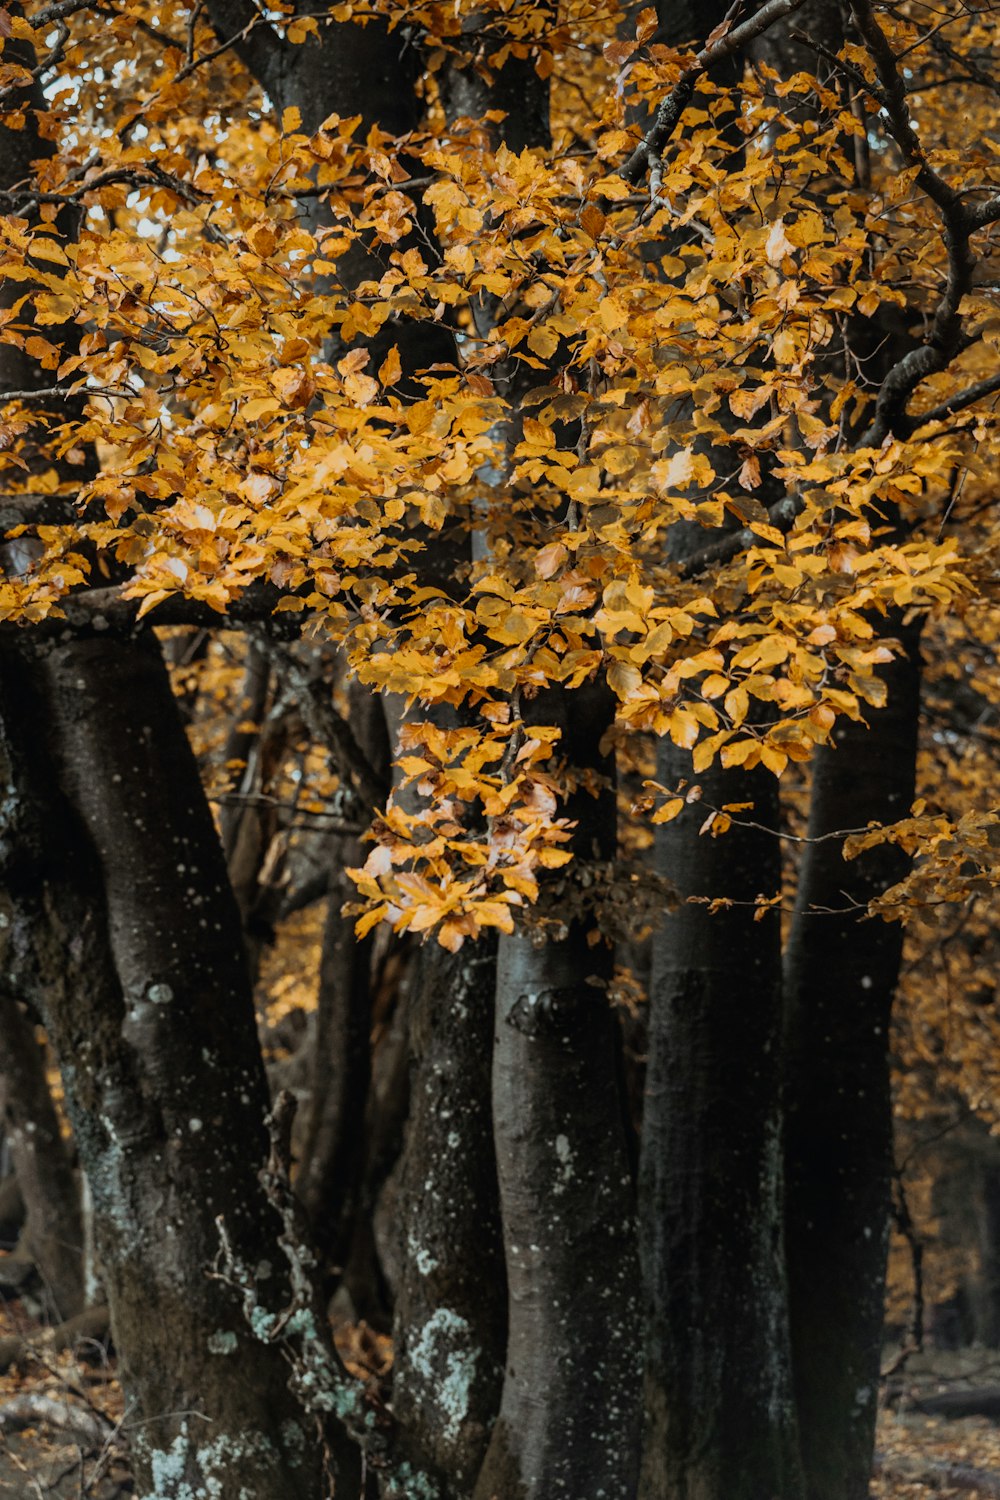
[1,1296,1000,1496]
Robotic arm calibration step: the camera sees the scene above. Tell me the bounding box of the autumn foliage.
[1,0,1000,1496]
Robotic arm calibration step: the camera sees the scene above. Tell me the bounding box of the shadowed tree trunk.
[0,638,349,1500]
[0,990,83,1320]
[783,626,923,1500]
[640,745,802,1500]
[636,5,801,1469]
[475,681,641,1500]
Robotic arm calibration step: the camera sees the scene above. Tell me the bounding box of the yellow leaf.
[242,397,281,421]
[765,218,796,267]
[29,237,69,265]
[608,660,642,701]
[287,15,318,41]
[355,906,388,939]
[379,346,402,386]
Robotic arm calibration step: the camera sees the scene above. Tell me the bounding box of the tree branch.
[0,582,301,638]
[909,370,1000,431]
[620,0,811,185]
[677,493,804,578]
[849,0,986,445]
[269,646,389,815]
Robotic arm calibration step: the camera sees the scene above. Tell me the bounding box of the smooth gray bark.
[640,749,802,1500]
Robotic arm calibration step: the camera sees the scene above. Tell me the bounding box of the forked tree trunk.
[783,627,922,1500]
[475,682,641,1500]
[0,638,347,1500]
[0,990,84,1320]
[640,750,802,1500]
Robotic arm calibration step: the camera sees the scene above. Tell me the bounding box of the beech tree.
[1,2,999,1499]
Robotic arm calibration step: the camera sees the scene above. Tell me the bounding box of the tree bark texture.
[640,748,802,1500]
[783,627,922,1500]
[0,989,84,1320]
[392,938,506,1498]
[475,682,641,1500]
[0,639,339,1500]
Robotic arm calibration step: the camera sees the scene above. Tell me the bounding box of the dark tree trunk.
[0,990,83,1320]
[0,638,344,1500]
[783,625,922,1500]
[378,682,506,1494]
[392,938,506,1497]
[640,748,802,1500]
[299,676,390,1269]
[298,890,374,1264]
[475,682,641,1500]
[0,1172,25,1249]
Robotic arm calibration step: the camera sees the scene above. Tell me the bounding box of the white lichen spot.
[207,1330,237,1356]
[408,1233,439,1277]
[141,1422,280,1499]
[407,1309,477,1442]
[553,1133,575,1194]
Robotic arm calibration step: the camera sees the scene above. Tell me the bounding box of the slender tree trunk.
[300,677,390,1269]
[0,990,83,1320]
[783,625,922,1500]
[640,747,802,1500]
[0,638,346,1500]
[475,681,641,1500]
[299,891,375,1260]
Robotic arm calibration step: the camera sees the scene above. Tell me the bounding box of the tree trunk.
[640,749,802,1500]
[299,676,390,1270]
[0,990,83,1320]
[783,626,922,1500]
[0,638,345,1500]
[299,883,375,1261]
[392,938,506,1497]
[475,682,641,1500]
